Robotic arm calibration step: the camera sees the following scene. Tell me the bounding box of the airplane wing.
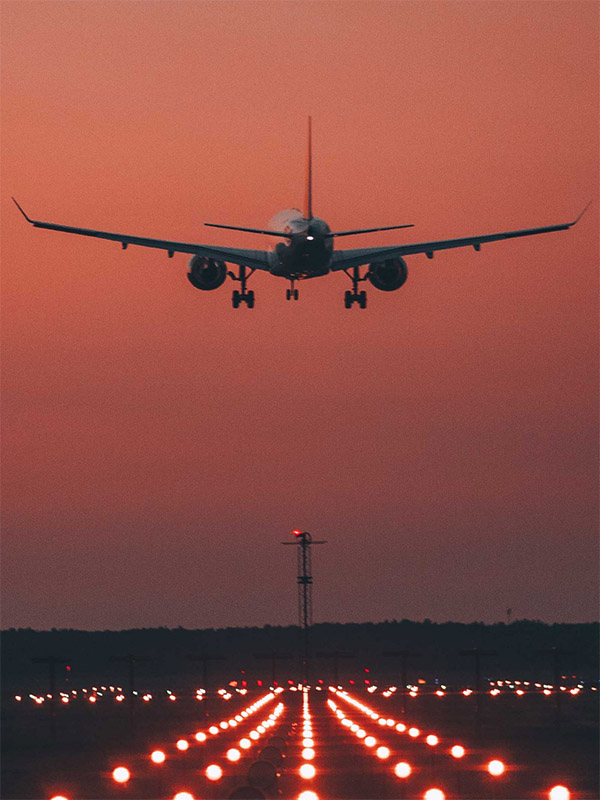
[329,207,589,271]
[12,199,272,271]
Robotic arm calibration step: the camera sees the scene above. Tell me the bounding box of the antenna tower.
[282,530,326,683]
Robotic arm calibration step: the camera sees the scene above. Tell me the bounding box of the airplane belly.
[270,243,331,278]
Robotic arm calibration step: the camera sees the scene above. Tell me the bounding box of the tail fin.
[304,116,313,220]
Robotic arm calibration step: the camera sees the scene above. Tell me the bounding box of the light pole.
[281,530,326,684]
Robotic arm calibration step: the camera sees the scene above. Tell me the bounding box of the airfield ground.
[2,682,598,799]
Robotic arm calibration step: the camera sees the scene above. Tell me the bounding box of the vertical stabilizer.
[304,116,313,220]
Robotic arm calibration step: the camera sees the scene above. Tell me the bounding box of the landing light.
[424,790,445,800]
[299,763,316,779]
[205,764,223,781]
[549,786,570,800]
[394,762,412,778]
[112,767,131,784]
[307,236,314,241]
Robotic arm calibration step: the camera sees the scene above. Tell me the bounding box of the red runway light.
[394,762,412,778]
[549,787,570,800]
[205,764,223,781]
[299,763,316,779]
[487,759,505,776]
[112,766,131,783]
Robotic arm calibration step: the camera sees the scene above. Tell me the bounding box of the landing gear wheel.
[293,289,299,300]
[232,290,241,309]
[358,291,367,309]
[286,289,291,300]
[344,290,353,309]
[247,290,255,309]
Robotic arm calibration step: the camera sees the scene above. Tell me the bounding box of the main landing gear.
[343,266,368,308]
[286,279,299,301]
[229,264,256,308]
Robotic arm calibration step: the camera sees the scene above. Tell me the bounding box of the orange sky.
[1,1,598,629]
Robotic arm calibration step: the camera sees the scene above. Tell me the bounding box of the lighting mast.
[281,530,327,684]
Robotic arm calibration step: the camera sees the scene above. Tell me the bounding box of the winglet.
[12,197,33,223]
[571,200,593,226]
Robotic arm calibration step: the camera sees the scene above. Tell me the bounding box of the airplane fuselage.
[268,214,333,279]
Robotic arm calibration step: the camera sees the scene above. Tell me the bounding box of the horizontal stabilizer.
[205,222,293,239]
[326,223,414,238]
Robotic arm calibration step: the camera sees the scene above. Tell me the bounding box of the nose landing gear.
[229,265,256,308]
[343,266,368,308]
[286,279,299,301]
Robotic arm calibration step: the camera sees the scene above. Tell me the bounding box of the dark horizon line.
[3,617,598,635]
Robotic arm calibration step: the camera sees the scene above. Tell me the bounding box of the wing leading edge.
[11,198,272,271]
[330,205,590,271]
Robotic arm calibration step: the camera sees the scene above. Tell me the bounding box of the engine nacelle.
[367,258,408,292]
[187,256,227,291]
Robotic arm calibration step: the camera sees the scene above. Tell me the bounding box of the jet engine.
[187,256,227,290]
[367,258,408,291]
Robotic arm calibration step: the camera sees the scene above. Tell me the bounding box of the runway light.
[176,739,189,751]
[303,738,314,747]
[549,786,570,800]
[112,766,131,784]
[450,745,465,759]
[226,748,241,762]
[205,764,223,781]
[299,763,316,779]
[173,793,195,800]
[487,759,505,776]
[376,746,391,759]
[408,727,420,738]
[364,736,377,747]
[151,750,166,763]
[426,734,439,746]
[394,762,412,778]
[209,726,219,735]
[239,738,251,749]
[49,796,70,800]
[298,792,319,800]
[424,790,445,800]
[195,731,207,742]
[396,723,406,732]
[302,748,316,760]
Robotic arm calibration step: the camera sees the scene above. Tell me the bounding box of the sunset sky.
[2,1,598,630]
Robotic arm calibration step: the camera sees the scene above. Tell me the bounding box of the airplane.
[12,118,589,309]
